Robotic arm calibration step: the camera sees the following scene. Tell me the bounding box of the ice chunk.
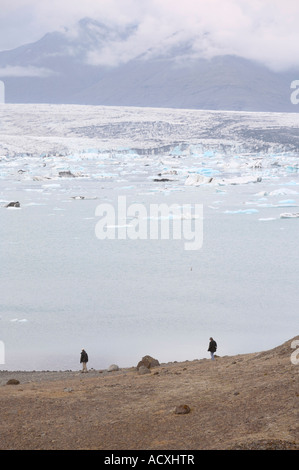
[269,188,298,196]
[217,176,262,185]
[254,191,268,197]
[224,209,259,214]
[259,217,276,221]
[280,212,299,218]
[286,165,299,173]
[278,199,296,205]
[24,202,46,206]
[185,174,213,186]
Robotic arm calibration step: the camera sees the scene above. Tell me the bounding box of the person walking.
[208,337,217,360]
[80,348,88,372]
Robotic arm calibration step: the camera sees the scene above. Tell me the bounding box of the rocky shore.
[0,337,298,450]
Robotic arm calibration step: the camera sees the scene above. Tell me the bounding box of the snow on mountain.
[0,18,298,112]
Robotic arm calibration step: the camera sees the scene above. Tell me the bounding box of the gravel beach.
[0,336,298,450]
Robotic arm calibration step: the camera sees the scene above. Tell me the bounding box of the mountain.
[73,54,296,112]
[0,18,298,112]
[0,18,127,103]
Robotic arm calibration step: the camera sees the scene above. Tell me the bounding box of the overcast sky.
[1,0,299,71]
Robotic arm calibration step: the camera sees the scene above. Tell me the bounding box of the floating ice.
[259,217,276,221]
[280,212,299,218]
[254,191,269,197]
[42,183,61,188]
[217,176,262,185]
[195,168,219,176]
[269,188,298,196]
[9,318,27,323]
[24,202,46,206]
[185,174,213,186]
[286,165,299,173]
[278,199,296,205]
[224,209,259,214]
[5,205,21,210]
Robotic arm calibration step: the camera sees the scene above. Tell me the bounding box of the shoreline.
[0,336,298,450]
[0,358,213,386]
[0,336,298,384]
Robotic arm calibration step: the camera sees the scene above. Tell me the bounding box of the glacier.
[1,104,299,188]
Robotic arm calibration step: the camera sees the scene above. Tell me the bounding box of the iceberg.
[259,217,276,221]
[217,176,262,185]
[280,212,299,218]
[278,199,296,205]
[269,188,298,196]
[185,174,213,186]
[224,208,259,214]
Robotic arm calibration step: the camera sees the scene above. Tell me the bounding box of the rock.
[137,355,160,370]
[58,171,75,178]
[6,379,20,385]
[5,201,20,208]
[153,178,173,182]
[107,364,119,372]
[174,404,191,415]
[138,366,151,375]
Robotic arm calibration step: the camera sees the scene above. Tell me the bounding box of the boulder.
[5,201,20,208]
[107,364,119,372]
[6,379,20,385]
[58,170,75,178]
[153,178,173,182]
[138,366,151,375]
[174,404,191,415]
[137,355,160,370]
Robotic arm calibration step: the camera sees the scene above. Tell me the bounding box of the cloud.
[0,66,57,78]
[1,0,299,71]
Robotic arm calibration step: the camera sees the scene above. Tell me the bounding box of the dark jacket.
[80,350,88,363]
[208,340,217,353]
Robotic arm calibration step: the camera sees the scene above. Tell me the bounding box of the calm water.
[0,178,298,370]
